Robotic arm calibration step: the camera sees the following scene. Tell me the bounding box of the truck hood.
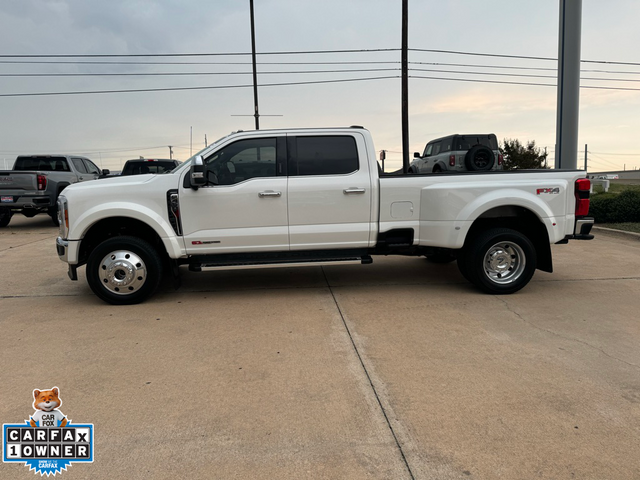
[62,173,181,205]
[69,174,156,192]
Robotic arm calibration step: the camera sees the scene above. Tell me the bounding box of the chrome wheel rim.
[98,250,147,295]
[483,241,526,285]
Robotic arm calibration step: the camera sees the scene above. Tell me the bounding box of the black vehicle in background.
[120,159,180,176]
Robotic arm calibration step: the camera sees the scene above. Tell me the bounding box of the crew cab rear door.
[179,135,289,254]
[287,133,372,250]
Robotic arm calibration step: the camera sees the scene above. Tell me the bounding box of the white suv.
[410,134,503,173]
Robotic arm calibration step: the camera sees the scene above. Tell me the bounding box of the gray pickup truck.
[0,155,108,227]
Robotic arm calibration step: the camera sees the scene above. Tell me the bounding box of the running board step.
[189,254,373,272]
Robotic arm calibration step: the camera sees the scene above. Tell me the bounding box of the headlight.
[57,195,68,238]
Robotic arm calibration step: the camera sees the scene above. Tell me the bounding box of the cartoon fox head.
[33,387,62,412]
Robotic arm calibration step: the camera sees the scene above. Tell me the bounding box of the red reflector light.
[575,178,590,216]
[37,174,47,191]
[498,154,503,165]
[449,154,456,166]
[576,200,589,216]
[576,178,590,191]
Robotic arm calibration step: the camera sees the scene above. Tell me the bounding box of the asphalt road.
[1,214,639,479]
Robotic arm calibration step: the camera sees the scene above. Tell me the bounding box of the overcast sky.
[1,0,639,172]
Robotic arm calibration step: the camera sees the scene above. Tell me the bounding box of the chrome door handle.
[258,191,281,197]
[343,188,366,194]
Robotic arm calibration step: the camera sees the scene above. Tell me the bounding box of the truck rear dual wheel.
[0,208,12,228]
[461,228,536,294]
[86,236,163,305]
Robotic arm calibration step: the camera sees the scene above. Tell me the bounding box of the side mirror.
[413,152,421,158]
[190,155,206,189]
[102,169,110,176]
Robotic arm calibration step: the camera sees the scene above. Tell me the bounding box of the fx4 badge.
[536,187,560,195]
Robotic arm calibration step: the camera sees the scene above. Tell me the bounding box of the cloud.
[415,86,556,116]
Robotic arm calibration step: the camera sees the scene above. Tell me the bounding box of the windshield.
[456,135,498,150]
[122,161,177,175]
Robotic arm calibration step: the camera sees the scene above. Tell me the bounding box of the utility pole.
[231,2,282,127]
[555,0,582,170]
[401,0,409,174]
[168,146,173,160]
[205,134,208,148]
[250,0,260,130]
[584,143,587,171]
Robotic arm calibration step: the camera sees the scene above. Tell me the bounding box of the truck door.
[179,136,289,254]
[287,133,372,250]
[70,158,92,182]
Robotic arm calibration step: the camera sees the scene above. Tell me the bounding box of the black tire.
[456,254,471,282]
[465,145,495,171]
[49,206,60,227]
[462,228,536,294]
[0,208,12,228]
[86,236,164,305]
[432,164,443,173]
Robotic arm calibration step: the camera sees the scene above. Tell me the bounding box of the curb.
[593,226,640,240]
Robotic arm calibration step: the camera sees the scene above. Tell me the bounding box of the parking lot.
[1,215,639,479]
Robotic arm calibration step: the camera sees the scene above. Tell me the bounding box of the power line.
[410,75,640,92]
[5,67,640,87]
[409,48,555,62]
[0,48,400,58]
[5,71,640,98]
[0,47,639,67]
[589,151,640,156]
[5,60,640,79]
[410,67,640,84]
[587,153,623,169]
[0,68,400,77]
[0,75,400,98]
[0,144,190,155]
[0,60,402,66]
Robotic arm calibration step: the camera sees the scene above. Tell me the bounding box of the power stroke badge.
[3,387,94,476]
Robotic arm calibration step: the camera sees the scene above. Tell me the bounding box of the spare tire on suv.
[465,144,495,171]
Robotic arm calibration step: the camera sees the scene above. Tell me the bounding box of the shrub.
[590,190,640,223]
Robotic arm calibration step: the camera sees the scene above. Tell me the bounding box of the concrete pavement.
[1,214,639,479]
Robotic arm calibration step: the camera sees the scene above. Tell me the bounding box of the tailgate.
[0,171,40,194]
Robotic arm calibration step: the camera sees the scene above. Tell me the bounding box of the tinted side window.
[423,144,433,157]
[290,136,358,176]
[72,158,88,174]
[440,137,452,153]
[205,138,277,186]
[431,142,442,156]
[84,159,101,175]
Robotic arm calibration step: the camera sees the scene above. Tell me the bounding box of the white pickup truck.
[55,127,594,305]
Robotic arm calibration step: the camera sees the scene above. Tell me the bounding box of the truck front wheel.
[462,228,536,294]
[86,236,163,305]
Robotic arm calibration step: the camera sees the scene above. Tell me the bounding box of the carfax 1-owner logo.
[3,387,94,476]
